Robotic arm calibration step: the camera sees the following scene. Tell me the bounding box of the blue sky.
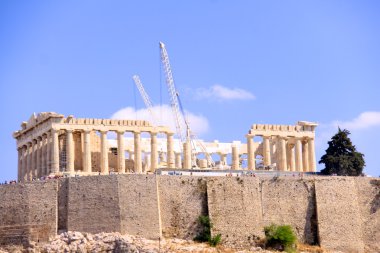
[1,0,379,181]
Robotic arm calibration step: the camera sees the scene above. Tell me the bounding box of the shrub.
[194,215,221,247]
[264,224,297,253]
[209,233,222,247]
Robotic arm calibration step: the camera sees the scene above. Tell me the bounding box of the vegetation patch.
[194,215,222,247]
[264,224,297,253]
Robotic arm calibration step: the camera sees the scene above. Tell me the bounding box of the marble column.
[271,137,278,165]
[295,138,303,172]
[175,152,182,168]
[45,132,51,175]
[51,129,60,174]
[117,131,125,173]
[247,135,255,170]
[22,146,27,182]
[308,138,316,172]
[231,145,239,170]
[26,142,32,181]
[288,143,296,171]
[32,139,38,179]
[263,136,272,167]
[100,131,109,174]
[66,130,75,174]
[17,148,22,182]
[41,134,47,176]
[279,137,287,171]
[302,140,309,172]
[150,132,158,172]
[144,155,151,172]
[134,131,142,173]
[167,133,175,169]
[36,137,42,178]
[83,130,92,173]
[183,141,192,169]
[220,153,227,166]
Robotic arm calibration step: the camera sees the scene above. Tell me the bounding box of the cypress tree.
[319,128,365,176]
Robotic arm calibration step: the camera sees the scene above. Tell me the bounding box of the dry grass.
[297,243,325,253]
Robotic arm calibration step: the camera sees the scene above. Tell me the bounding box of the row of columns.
[17,129,60,182]
[18,129,177,182]
[246,135,316,172]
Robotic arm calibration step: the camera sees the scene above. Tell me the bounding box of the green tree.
[319,128,365,176]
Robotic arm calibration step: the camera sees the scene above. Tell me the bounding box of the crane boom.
[159,42,215,167]
[159,42,186,143]
[132,75,158,125]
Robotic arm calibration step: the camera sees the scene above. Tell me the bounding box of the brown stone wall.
[355,178,380,253]
[315,177,364,253]
[67,175,121,233]
[261,177,317,244]
[57,178,68,232]
[207,177,263,247]
[0,181,58,245]
[0,175,379,252]
[158,176,208,239]
[118,174,161,239]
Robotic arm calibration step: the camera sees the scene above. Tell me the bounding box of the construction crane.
[159,42,215,167]
[132,75,158,125]
[159,42,188,143]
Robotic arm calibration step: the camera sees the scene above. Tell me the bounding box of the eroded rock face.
[24,231,269,253]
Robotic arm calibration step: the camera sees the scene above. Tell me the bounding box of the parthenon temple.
[13,112,318,182]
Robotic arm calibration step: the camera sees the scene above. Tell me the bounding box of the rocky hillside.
[0,231,274,253]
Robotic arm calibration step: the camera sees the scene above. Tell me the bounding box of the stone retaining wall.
[0,175,378,252]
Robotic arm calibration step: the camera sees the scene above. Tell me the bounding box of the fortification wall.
[315,178,364,252]
[57,178,68,232]
[0,175,379,252]
[207,177,263,247]
[67,175,121,233]
[0,181,57,245]
[261,178,317,244]
[354,178,380,253]
[118,174,161,239]
[158,176,208,239]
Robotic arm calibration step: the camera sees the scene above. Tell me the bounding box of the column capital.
[66,129,74,133]
[166,132,174,136]
[51,128,60,133]
[116,130,125,135]
[99,130,108,134]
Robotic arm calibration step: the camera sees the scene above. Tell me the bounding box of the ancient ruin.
[13,112,318,182]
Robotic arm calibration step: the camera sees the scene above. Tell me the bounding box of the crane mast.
[132,75,158,125]
[159,42,215,168]
[159,42,187,143]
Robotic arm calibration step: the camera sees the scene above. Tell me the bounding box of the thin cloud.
[332,111,380,130]
[316,111,380,148]
[111,104,209,137]
[195,84,255,101]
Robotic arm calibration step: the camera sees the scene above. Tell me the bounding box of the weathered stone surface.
[118,174,161,239]
[355,178,380,253]
[158,176,208,239]
[67,175,121,233]
[57,178,68,232]
[0,181,57,245]
[1,175,379,252]
[207,177,263,247]
[315,177,364,253]
[261,177,317,244]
